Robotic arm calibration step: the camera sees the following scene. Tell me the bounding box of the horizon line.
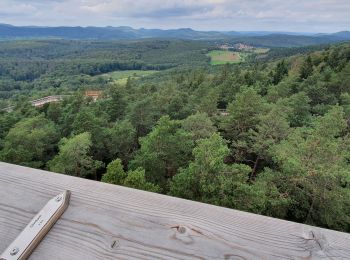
[1,23,349,35]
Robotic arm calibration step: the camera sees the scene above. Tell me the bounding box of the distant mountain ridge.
[0,24,349,47]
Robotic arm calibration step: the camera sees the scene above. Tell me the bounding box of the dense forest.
[0,39,208,103]
[0,39,350,233]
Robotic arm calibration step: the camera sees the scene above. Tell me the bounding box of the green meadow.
[100,70,159,85]
[207,50,247,65]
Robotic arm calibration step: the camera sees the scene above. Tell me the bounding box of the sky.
[0,0,349,33]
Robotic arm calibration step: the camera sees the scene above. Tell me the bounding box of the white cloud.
[0,0,349,32]
[0,2,37,14]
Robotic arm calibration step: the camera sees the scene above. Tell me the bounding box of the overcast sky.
[0,0,349,32]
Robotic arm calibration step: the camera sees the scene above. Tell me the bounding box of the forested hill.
[225,32,350,47]
[0,41,350,232]
[1,24,350,47]
[0,39,209,101]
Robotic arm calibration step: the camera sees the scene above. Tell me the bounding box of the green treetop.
[170,133,268,213]
[102,159,160,192]
[130,115,194,187]
[0,115,58,168]
[49,132,103,178]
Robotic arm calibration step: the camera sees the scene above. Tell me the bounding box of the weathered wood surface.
[0,162,349,260]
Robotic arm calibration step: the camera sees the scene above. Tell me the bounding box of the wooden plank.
[0,162,349,260]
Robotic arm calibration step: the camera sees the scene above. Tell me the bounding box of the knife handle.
[1,191,70,260]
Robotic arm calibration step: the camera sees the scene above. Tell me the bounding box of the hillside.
[1,24,350,47]
[1,39,349,103]
[225,33,350,47]
[0,39,209,101]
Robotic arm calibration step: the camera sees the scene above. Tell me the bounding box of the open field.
[100,70,159,85]
[252,48,270,54]
[207,48,270,65]
[207,50,246,65]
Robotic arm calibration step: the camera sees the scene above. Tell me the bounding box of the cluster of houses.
[218,43,253,51]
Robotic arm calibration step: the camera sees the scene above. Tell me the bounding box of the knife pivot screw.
[55,195,62,202]
[10,247,19,256]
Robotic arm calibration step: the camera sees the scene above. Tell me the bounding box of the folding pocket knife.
[1,191,70,260]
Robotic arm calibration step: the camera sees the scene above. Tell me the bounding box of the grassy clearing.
[207,50,243,65]
[252,48,270,54]
[100,70,159,85]
[207,48,270,65]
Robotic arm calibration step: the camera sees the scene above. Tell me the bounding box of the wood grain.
[0,162,349,259]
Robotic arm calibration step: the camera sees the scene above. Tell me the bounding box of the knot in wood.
[178,226,186,234]
[301,230,330,257]
[171,225,194,245]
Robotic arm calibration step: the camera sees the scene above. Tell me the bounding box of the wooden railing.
[0,162,349,259]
